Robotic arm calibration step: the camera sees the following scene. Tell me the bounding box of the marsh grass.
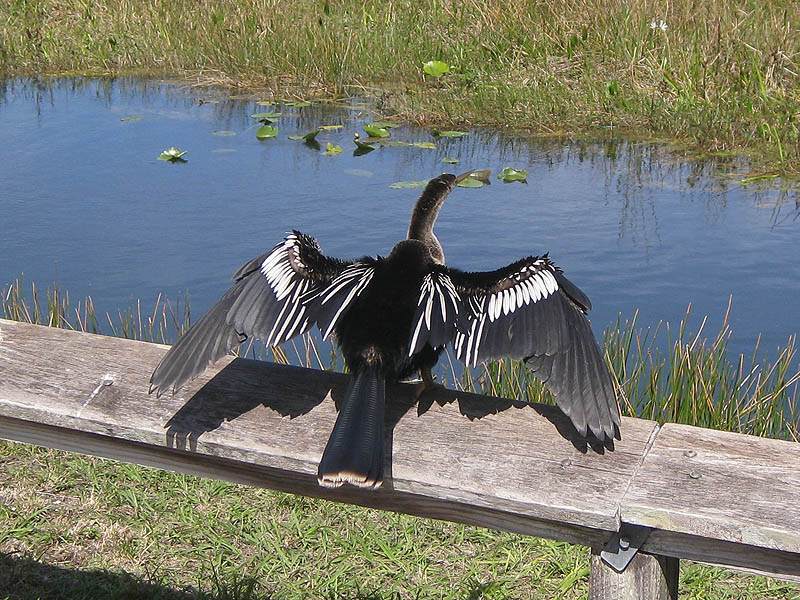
[2,278,800,598]
[1,0,799,172]
[461,299,799,441]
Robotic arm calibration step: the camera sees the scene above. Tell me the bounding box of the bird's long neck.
[407,175,456,265]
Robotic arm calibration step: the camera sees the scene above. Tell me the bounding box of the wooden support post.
[589,549,678,600]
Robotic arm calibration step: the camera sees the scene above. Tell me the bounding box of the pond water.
[1,77,798,365]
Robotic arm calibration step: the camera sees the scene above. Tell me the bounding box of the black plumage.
[150,171,621,488]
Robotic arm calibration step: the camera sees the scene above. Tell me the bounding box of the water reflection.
[1,76,798,362]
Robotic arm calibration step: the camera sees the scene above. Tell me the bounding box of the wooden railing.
[1,318,798,599]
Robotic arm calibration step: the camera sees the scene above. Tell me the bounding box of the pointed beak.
[455,169,491,184]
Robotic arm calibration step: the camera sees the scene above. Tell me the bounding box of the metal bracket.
[600,524,653,573]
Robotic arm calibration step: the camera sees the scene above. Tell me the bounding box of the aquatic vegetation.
[381,140,436,149]
[389,180,428,189]
[432,130,468,138]
[442,157,460,164]
[324,142,342,155]
[288,128,322,142]
[456,176,484,188]
[363,123,390,138]
[498,167,528,183]
[370,121,399,129]
[250,111,281,120]
[353,135,376,153]
[157,147,187,162]
[255,125,278,139]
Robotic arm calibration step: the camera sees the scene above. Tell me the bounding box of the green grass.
[2,279,799,597]
[1,443,799,600]
[1,0,799,173]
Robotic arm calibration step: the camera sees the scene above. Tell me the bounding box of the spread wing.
[411,256,620,440]
[150,231,372,396]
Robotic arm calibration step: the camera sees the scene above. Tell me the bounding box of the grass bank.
[2,280,799,598]
[1,0,799,173]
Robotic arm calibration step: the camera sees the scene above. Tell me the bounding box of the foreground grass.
[1,0,799,173]
[1,443,798,600]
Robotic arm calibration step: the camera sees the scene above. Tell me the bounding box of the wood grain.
[623,423,800,554]
[589,550,678,600]
[0,319,650,538]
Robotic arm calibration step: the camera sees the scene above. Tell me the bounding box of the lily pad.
[325,142,342,156]
[423,60,450,77]
[363,124,390,138]
[256,125,279,139]
[213,130,237,136]
[345,169,373,178]
[255,101,275,106]
[120,116,143,122]
[498,167,528,183]
[158,147,188,161]
[442,157,460,164]
[389,180,428,189]
[250,112,282,120]
[432,129,468,138]
[288,129,322,142]
[457,176,484,188]
[370,120,399,129]
[354,138,377,152]
[285,100,312,107]
[320,124,343,131]
[380,140,436,149]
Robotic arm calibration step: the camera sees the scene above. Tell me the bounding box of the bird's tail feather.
[318,367,385,488]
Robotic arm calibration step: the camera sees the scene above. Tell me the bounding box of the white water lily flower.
[158,147,188,161]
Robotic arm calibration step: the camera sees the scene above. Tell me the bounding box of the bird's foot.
[411,368,440,403]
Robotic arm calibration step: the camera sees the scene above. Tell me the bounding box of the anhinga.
[150,171,620,488]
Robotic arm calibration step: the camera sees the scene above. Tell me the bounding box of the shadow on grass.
[0,553,505,600]
[0,552,261,600]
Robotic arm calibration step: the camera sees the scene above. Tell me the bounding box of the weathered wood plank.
[623,423,800,554]
[624,422,800,582]
[3,319,800,584]
[641,530,800,584]
[0,319,652,540]
[589,551,678,600]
